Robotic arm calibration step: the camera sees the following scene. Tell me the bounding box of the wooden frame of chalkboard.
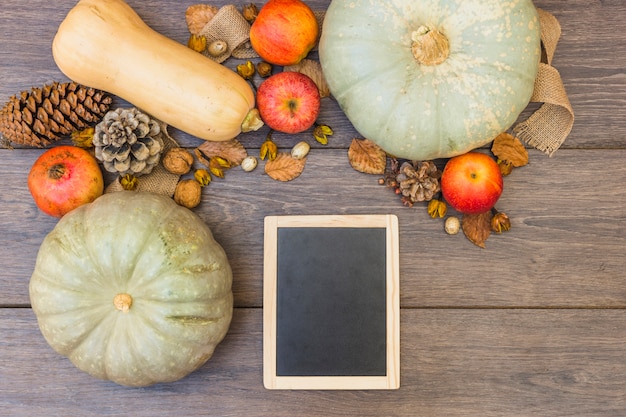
[263,214,400,390]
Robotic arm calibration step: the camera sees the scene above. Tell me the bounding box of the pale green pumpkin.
[29,191,233,387]
[319,0,541,160]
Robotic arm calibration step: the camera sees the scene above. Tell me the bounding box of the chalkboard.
[263,215,400,390]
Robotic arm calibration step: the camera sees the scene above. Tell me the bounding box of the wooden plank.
[532,0,626,149]
[2,149,625,308]
[1,307,625,416]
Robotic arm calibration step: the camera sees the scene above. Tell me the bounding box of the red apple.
[249,0,318,66]
[440,152,503,214]
[256,71,321,134]
[28,145,104,217]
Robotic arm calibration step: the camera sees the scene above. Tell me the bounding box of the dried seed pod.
[242,3,258,23]
[194,168,211,187]
[187,34,207,53]
[174,179,202,209]
[290,141,310,160]
[256,61,273,78]
[162,148,194,175]
[236,61,255,80]
[120,173,139,191]
[427,199,447,218]
[491,211,511,233]
[71,127,95,148]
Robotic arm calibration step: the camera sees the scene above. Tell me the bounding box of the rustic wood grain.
[2,148,624,308]
[1,0,625,415]
[1,308,625,417]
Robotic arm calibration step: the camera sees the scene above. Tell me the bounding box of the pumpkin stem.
[411,25,450,66]
[241,108,264,133]
[113,293,133,313]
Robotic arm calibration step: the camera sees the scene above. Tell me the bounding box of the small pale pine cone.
[93,108,163,176]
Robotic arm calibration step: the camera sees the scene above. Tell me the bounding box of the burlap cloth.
[513,8,575,156]
[201,5,572,156]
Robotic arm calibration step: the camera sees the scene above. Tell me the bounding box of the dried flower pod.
[162,148,194,175]
[497,159,514,176]
[207,40,228,57]
[187,34,207,53]
[291,141,310,160]
[313,124,333,145]
[491,211,511,233]
[174,179,202,209]
[241,156,258,172]
[256,61,273,78]
[445,216,461,235]
[242,3,258,22]
[427,199,447,218]
[194,168,211,187]
[237,61,256,80]
[120,173,139,191]
[260,132,278,161]
[71,127,95,148]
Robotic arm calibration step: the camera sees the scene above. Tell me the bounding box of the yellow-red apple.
[256,71,320,134]
[28,146,104,217]
[249,0,318,66]
[441,152,503,214]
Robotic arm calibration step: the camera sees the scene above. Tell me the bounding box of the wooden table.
[1,1,625,415]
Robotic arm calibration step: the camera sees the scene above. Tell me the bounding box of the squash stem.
[411,25,450,66]
[241,108,264,133]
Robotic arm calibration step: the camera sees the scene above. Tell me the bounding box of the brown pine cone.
[0,82,112,147]
[396,160,441,204]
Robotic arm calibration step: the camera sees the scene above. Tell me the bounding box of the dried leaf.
[491,133,529,167]
[265,152,306,181]
[194,148,210,167]
[196,138,247,166]
[185,4,219,36]
[462,212,493,248]
[284,59,330,98]
[348,138,387,175]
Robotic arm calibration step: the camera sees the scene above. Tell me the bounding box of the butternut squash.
[52,0,263,141]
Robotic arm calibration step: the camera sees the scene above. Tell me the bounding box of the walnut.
[174,179,202,209]
[163,148,194,175]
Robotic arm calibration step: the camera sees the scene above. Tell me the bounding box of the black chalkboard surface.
[263,215,400,390]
